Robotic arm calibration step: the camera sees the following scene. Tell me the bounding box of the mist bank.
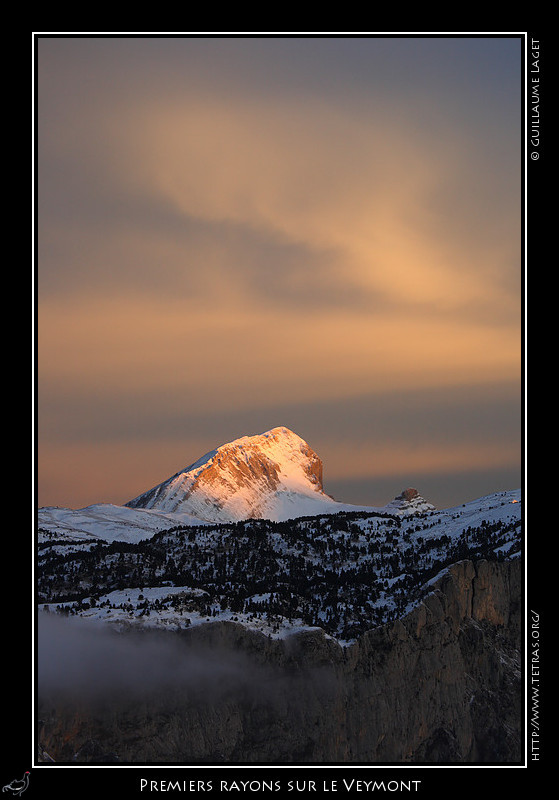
[38,559,522,764]
[38,612,326,702]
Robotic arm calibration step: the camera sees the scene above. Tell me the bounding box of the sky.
[36,35,524,511]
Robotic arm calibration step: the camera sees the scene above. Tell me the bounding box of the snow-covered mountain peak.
[125,426,334,523]
[207,426,321,479]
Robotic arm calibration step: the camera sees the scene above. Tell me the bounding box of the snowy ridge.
[37,428,518,564]
[38,504,211,544]
[38,488,521,644]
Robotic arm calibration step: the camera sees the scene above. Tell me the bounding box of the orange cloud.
[39,293,520,420]
[37,43,521,510]
[103,96,519,320]
[39,91,520,406]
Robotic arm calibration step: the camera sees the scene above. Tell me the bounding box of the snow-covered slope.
[38,504,209,544]
[38,488,521,644]
[125,426,376,524]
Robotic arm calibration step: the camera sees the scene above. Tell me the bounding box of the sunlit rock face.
[125,427,338,523]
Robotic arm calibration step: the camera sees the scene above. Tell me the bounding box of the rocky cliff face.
[38,558,522,764]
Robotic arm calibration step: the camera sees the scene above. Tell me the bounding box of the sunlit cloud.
[36,37,522,510]
[39,295,519,415]
[91,95,519,321]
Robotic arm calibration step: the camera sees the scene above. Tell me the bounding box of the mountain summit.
[39,428,440,539]
[125,426,342,523]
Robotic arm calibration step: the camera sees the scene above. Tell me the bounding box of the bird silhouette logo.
[2,773,30,796]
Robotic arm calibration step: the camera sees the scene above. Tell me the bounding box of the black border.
[26,32,538,798]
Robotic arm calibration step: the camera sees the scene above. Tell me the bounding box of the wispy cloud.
[37,36,522,509]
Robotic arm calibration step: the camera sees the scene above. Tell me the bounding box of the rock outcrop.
[384,487,436,515]
[38,558,522,764]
